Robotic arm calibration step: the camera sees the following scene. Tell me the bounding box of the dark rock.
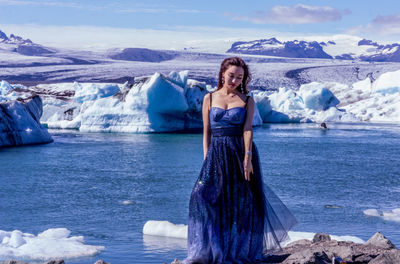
[366,232,397,250]
[313,233,331,243]
[45,260,64,264]
[17,44,54,56]
[109,48,176,62]
[0,260,28,264]
[94,260,110,264]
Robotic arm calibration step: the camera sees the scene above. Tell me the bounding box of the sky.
[1,0,400,51]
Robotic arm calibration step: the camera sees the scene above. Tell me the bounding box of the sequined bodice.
[209,107,246,128]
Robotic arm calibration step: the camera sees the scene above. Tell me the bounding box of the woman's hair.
[217,57,251,94]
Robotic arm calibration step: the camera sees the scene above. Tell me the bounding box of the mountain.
[108,48,176,62]
[227,38,332,59]
[227,37,400,62]
[0,29,54,55]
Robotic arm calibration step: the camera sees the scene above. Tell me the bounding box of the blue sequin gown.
[184,105,297,264]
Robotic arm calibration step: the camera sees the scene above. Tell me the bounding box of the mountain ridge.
[228,37,400,62]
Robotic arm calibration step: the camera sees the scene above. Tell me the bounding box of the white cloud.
[0,0,203,14]
[230,4,349,24]
[0,0,83,8]
[346,13,400,38]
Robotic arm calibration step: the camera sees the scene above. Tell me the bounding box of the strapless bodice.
[209,107,246,129]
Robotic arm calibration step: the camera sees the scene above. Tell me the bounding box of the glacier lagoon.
[1,123,400,263]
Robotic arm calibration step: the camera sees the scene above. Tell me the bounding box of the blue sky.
[1,0,400,51]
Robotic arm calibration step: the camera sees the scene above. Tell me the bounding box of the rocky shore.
[170,232,400,264]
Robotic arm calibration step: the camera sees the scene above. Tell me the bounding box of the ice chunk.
[0,228,104,261]
[364,208,400,223]
[0,80,13,95]
[73,82,120,103]
[142,220,364,246]
[298,82,340,111]
[372,69,400,95]
[143,220,188,239]
[0,96,53,147]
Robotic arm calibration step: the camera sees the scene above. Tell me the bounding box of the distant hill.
[227,37,400,62]
[0,29,55,56]
[108,48,176,62]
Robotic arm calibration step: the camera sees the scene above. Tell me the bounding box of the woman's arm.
[243,97,255,181]
[202,93,211,160]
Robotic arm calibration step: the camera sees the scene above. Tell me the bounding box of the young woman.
[184,57,297,263]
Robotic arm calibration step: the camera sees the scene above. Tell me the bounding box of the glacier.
[1,68,400,134]
[0,95,53,147]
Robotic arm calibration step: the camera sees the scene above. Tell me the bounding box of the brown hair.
[217,57,251,94]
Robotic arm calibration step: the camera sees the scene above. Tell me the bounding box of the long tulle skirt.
[184,133,297,264]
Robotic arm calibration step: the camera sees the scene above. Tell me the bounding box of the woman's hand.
[243,155,253,181]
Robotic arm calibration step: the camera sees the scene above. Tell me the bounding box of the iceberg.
[3,68,400,134]
[253,84,356,123]
[0,95,53,147]
[40,71,261,133]
[0,228,104,261]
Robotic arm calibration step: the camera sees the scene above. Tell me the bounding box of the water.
[1,123,400,263]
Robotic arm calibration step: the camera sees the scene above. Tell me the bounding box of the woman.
[184,57,296,264]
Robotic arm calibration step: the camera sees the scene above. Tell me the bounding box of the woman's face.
[223,65,244,91]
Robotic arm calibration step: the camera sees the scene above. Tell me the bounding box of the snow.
[142,220,365,246]
[0,228,104,261]
[364,208,400,223]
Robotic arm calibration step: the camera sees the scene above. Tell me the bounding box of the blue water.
[1,123,400,263]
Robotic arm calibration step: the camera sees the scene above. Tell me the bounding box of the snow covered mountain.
[227,38,332,59]
[0,29,55,55]
[228,36,400,62]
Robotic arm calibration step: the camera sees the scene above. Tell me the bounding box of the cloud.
[0,0,82,8]
[115,8,201,14]
[0,0,202,14]
[347,13,400,37]
[229,4,349,24]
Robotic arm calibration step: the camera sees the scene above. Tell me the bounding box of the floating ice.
[298,82,340,111]
[143,220,188,239]
[0,96,53,147]
[0,228,104,261]
[364,208,400,223]
[253,84,354,123]
[142,220,364,246]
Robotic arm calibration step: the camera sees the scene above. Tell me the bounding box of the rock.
[94,260,110,264]
[370,249,400,264]
[286,239,312,247]
[312,233,331,243]
[282,249,331,264]
[45,260,64,264]
[170,259,182,264]
[366,232,397,250]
